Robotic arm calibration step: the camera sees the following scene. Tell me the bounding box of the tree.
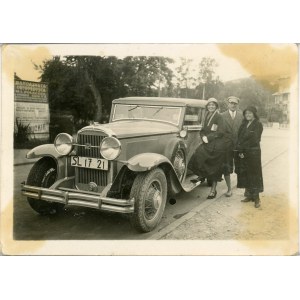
[36,55,175,126]
[214,76,276,114]
[37,56,97,127]
[176,58,196,98]
[64,55,127,122]
[121,56,174,97]
[195,57,219,99]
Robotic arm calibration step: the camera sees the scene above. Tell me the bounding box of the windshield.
[112,104,182,126]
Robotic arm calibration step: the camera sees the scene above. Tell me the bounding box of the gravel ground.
[163,150,290,240]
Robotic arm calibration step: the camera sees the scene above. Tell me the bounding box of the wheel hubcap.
[174,150,185,181]
[153,190,162,210]
[144,181,162,220]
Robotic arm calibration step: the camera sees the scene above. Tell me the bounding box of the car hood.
[80,120,179,138]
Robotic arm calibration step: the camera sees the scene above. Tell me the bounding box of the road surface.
[13,128,289,240]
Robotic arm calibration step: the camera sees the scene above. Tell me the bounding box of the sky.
[4,44,251,83]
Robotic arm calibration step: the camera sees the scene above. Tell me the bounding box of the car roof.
[113,97,208,108]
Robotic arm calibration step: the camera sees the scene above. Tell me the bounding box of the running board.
[182,175,201,192]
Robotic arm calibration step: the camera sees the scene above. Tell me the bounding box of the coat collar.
[206,110,218,126]
[246,118,258,129]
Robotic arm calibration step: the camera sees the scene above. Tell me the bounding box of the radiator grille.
[75,132,109,186]
[75,167,108,186]
[77,133,105,158]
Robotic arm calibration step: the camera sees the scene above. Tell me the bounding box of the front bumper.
[21,184,135,213]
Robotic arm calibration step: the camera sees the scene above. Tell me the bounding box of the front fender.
[26,144,62,159]
[124,153,172,172]
[26,144,72,179]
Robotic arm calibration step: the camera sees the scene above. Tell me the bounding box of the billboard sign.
[15,79,48,103]
[14,79,50,139]
[15,102,50,134]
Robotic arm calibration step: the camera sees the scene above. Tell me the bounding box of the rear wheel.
[26,158,65,215]
[130,168,167,233]
[172,148,186,182]
[167,147,186,198]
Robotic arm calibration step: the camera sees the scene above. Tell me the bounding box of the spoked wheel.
[26,158,65,215]
[144,180,163,221]
[166,147,186,198]
[173,148,186,182]
[130,168,167,233]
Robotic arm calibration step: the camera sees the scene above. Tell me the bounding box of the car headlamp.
[54,133,74,155]
[100,137,121,160]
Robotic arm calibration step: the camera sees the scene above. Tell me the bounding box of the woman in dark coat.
[189,98,226,199]
[235,106,264,208]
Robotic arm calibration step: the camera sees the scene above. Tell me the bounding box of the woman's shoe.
[254,199,261,208]
[241,197,252,202]
[207,191,217,199]
[225,191,232,197]
[191,177,201,184]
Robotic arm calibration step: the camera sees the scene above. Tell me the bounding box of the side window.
[184,107,203,126]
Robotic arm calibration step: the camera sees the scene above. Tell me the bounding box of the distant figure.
[235,106,264,208]
[221,96,244,197]
[189,98,226,199]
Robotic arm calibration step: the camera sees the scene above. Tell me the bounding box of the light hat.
[227,96,240,104]
[206,97,219,108]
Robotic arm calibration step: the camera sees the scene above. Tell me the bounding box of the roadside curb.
[147,148,288,240]
[148,192,225,240]
[260,149,288,168]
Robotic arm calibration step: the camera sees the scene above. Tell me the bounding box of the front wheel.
[26,158,65,215]
[129,168,167,233]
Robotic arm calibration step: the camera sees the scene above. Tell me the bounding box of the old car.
[22,97,207,232]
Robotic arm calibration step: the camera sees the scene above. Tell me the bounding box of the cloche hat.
[206,98,219,108]
[243,106,259,119]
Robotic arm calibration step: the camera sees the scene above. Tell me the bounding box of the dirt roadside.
[161,150,293,240]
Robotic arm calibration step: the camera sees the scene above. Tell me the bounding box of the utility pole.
[186,79,188,98]
[158,57,161,97]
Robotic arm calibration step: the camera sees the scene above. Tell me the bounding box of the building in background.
[271,77,290,124]
[267,76,290,123]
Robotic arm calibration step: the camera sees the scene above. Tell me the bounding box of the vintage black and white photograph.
[1,43,298,255]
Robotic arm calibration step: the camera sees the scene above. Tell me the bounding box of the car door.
[182,106,205,163]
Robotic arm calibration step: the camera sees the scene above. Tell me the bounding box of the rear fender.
[163,138,187,160]
[123,153,183,194]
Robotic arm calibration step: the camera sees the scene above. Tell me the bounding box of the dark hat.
[206,97,219,108]
[243,106,258,119]
[227,96,240,104]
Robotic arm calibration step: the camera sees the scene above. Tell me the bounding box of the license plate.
[71,156,109,170]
